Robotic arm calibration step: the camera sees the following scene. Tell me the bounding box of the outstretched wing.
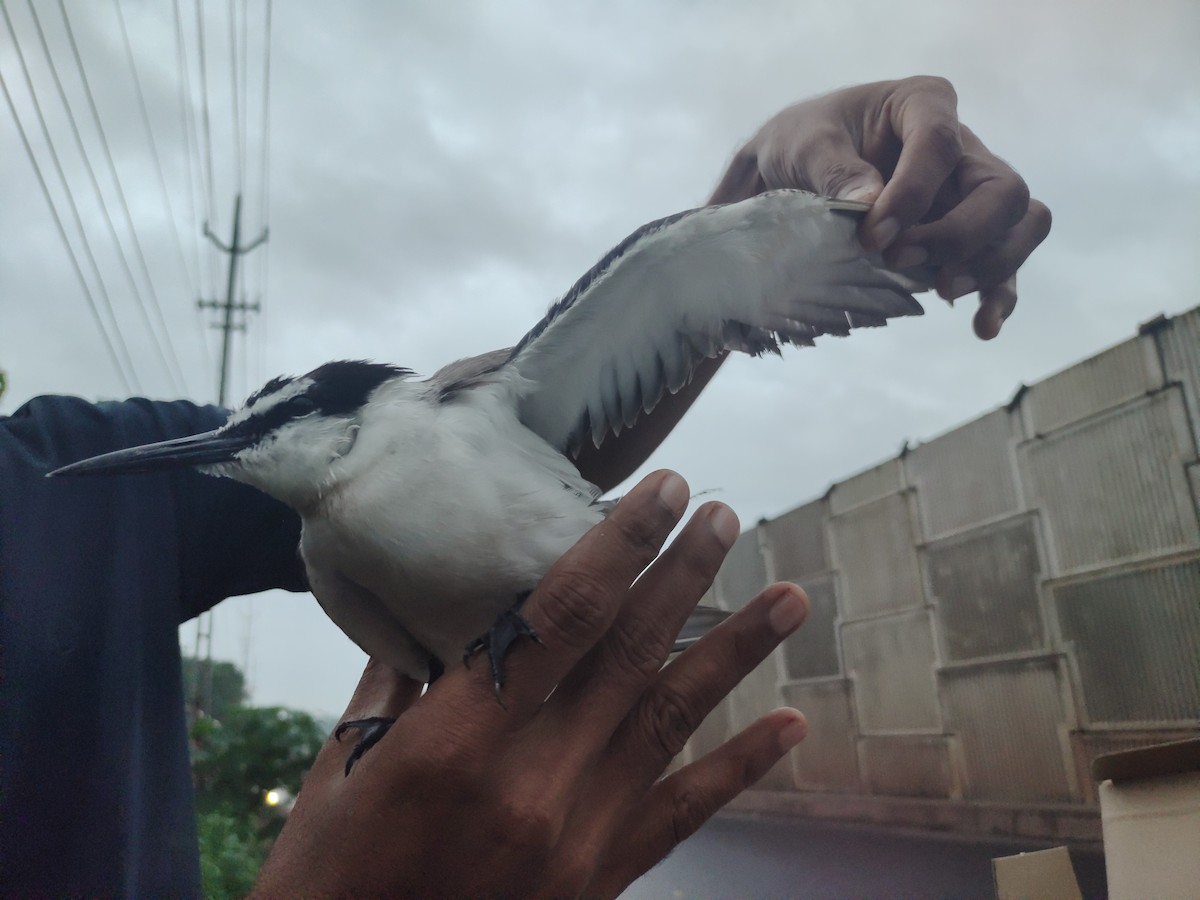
[496,189,931,457]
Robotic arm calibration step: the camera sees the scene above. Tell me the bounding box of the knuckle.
[607,614,675,682]
[925,119,965,171]
[536,567,614,649]
[609,509,668,564]
[910,74,958,105]
[495,794,560,853]
[640,683,705,760]
[1029,198,1053,239]
[991,169,1031,228]
[670,786,711,844]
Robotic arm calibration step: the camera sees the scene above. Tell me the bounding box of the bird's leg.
[334,717,395,776]
[463,595,544,705]
[334,657,446,776]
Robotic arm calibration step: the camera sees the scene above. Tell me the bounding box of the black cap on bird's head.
[48,361,410,490]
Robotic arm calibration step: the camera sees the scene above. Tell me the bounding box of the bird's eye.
[292,396,317,415]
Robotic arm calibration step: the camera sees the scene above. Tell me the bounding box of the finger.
[975,275,1018,341]
[885,151,1030,271]
[602,582,807,793]
[769,123,884,203]
[588,708,807,897]
[549,501,740,737]
[864,76,964,250]
[459,469,691,723]
[341,658,424,723]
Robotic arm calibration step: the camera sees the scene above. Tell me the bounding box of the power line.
[1,49,134,393]
[173,0,205,299]
[0,0,141,392]
[109,0,200,305]
[173,0,218,385]
[253,0,271,390]
[41,0,191,395]
[226,0,241,193]
[193,0,216,223]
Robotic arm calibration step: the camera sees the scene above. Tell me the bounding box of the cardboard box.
[992,846,1082,900]
[1093,737,1200,900]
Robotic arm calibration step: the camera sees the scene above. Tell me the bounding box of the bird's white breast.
[299,383,604,667]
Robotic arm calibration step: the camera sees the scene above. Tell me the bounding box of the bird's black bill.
[47,430,251,477]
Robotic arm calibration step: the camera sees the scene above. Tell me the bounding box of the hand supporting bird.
[251,471,810,900]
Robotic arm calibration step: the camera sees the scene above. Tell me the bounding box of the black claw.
[334,716,396,776]
[463,607,543,705]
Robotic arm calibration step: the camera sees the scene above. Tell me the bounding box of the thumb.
[795,131,883,202]
[828,160,885,203]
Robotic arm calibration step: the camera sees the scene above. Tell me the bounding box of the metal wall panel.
[940,657,1074,802]
[781,575,840,680]
[858,736,956,798]
[1155,307,1200,449]
[843,609,940,733]
[713,529,767,610]
[781,680,861,792]
[905,408,1022,540]
[1024,336,1163,435]
[764,498,828,581]
[725,649,793,789]
[685,697,732,763]
[829,458,903,515]
[1020,390,1200,573]
[926,517,1045,661]
[829,493,923,618]
[1055,559,1200,725]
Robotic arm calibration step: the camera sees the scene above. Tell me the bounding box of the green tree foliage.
[197,811,262,900]
[181,655,247,720]
[191,705,325,826]
[186,659,327,895]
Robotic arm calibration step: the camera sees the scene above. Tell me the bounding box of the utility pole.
[199,194,268,405]
[190,194,267,720]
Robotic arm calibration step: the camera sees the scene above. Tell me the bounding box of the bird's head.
[50,360,410,510]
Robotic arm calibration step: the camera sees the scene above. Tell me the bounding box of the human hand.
[710,76,1051,340]
[251,470,809,899]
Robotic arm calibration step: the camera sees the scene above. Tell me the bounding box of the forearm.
[573,354,725,492]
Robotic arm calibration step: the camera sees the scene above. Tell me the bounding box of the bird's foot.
[334,716,396,776]
[462,606,544,706]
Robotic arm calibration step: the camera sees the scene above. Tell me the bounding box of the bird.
[51,189,931,770]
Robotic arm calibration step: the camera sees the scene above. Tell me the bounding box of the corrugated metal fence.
[689,306,1200,819]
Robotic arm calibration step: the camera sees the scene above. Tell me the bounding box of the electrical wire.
[226,0,241,194]
[42,0,191,396]
[109,0,200,304]
[0,0,141,392]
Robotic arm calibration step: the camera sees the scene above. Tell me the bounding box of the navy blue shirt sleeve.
[0,395,304,897]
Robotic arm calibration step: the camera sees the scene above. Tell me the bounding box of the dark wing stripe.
[507,207,700,363]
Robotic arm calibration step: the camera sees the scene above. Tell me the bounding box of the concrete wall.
[690,306,1200,840]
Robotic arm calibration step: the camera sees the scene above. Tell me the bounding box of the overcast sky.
[3,0,1197,717]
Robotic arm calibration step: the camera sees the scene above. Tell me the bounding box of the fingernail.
[708,505,740,551]
[891,244,927,269]
[657,472,690,516]
[775,710,807,751]
[842,185,876,203]
[767,586,807,635]
[869,217,901,250]
[947,275,976,299]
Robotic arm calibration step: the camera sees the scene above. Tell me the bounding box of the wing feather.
[499,189,932,455]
